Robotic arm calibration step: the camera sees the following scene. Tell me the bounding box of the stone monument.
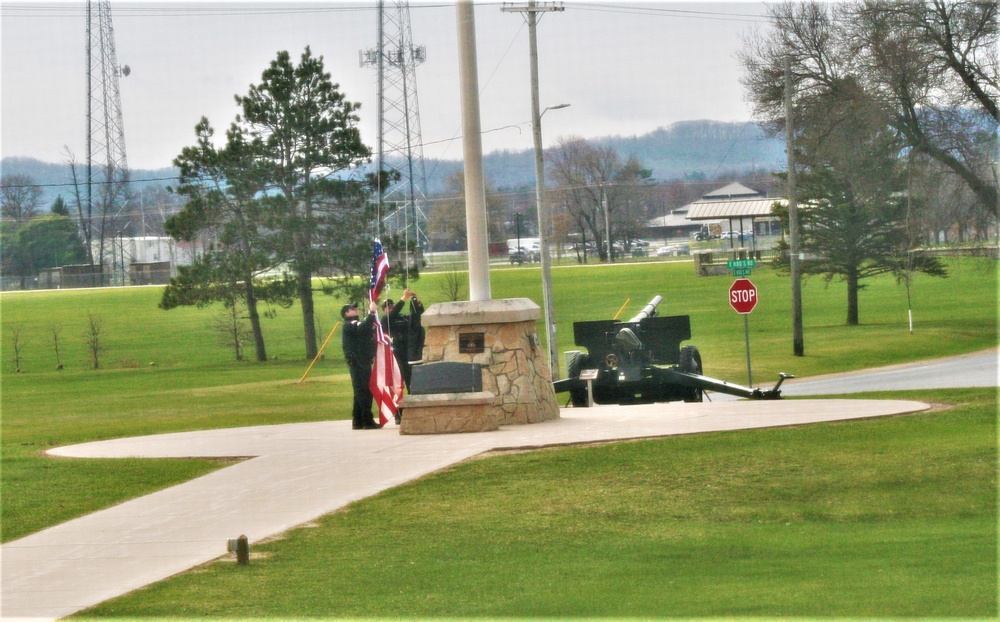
[420,298,559,426]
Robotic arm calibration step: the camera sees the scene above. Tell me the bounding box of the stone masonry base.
[398,392,498,434]
[417,298,559,429]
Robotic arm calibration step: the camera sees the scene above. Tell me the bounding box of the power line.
[561,2,772,24]
[2,1,771,23]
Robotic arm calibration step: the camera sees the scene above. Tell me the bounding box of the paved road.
[708,349,997,402]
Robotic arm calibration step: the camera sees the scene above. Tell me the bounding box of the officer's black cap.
[340,303,357,318]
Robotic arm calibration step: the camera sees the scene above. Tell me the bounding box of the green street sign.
[726,259,757,269]
[732,268,752,277]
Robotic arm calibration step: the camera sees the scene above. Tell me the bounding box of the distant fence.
[2,262,174,292]
[913,246,999,260]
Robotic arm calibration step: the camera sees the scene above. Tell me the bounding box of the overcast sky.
[2,1,772,170]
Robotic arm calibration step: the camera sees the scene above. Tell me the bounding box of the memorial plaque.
[458,332,485,354]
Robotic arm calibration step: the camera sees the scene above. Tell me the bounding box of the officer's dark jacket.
[342,313,376,366]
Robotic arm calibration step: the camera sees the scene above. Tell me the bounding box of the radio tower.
[360,0,430,256]
[86,0,130,278]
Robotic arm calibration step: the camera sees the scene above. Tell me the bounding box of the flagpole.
[298,321,342,383]
[457,0,491,301]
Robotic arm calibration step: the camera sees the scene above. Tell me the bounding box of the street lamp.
[532,101,569,380]
[505,0,567,380]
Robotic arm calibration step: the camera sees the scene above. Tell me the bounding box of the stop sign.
[729,278,758,314]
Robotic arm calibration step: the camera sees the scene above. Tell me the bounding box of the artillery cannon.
[553,295,790,406]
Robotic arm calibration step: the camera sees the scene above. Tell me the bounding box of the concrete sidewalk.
[1,399,928,621]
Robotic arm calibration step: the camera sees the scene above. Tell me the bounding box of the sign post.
[729,278,758,387]
[726,258,756,277]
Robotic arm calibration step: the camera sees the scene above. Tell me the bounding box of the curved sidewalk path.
[2,398,928,621]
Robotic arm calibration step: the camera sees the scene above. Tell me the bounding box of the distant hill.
[419,119,785,193]
[3,120,784,206]
[0,157,178,210]
[595,120,785,180]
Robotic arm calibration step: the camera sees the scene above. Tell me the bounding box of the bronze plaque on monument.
[458,332,485,354]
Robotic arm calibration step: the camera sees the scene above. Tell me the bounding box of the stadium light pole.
[533,102,569,380]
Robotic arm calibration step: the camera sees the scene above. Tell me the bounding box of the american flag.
[370,315,403,427]
[368,239,402,426]
[369,239,389,303]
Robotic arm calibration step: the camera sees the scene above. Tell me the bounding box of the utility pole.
[785,56,804,357]
[502,0,565,378]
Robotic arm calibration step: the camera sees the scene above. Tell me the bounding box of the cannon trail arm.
[656,369,792,400]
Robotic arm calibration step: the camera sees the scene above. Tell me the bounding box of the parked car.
[571,242,598,254]
[656,243,690,257]
[509,243,540,264]
[722,230,755,243]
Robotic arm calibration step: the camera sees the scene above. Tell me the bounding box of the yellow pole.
[298,321,342,383]
[612,298,631,320]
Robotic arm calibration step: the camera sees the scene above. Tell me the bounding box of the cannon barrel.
[627,295,662,323]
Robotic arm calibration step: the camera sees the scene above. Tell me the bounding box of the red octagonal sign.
[729,278,758,314]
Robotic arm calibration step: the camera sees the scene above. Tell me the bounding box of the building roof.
[687,198,785,220]
[702,182,761,200]
[646,211,704,228]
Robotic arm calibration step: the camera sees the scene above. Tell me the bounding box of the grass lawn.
[2,257,995,540]
[78,388,997,618]
[0,256,996,616]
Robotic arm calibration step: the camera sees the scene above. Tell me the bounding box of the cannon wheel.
[567,351,591,407]
[679,345,704,402]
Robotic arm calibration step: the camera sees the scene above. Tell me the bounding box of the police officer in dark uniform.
[341,300,380,430]
[379,288,424,390]
[380,288,425,425]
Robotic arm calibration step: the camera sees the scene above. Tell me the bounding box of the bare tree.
[50,325,64,370]
[84,313,104,369]
[64,149,96,266]
[437,266,466,302]
[740,0,998,215]
[1,174,42,223]
[427,170,507,251]
[9,324,26,373]
[211,301,253,361]
[548,137,622,262]
[548,138,654,261]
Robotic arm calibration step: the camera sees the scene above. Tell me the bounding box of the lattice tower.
[360,0,430,255]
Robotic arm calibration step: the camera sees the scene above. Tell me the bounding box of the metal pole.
[516,212,521,260]
[602,184,611,262]
[86,1,94,266]
[528,6,561,379]
[785,56,804,356]
[376,0,385,231]
[456,0,491,301]
[743,314,753,387]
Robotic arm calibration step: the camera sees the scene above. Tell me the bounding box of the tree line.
[4,1,995,338]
